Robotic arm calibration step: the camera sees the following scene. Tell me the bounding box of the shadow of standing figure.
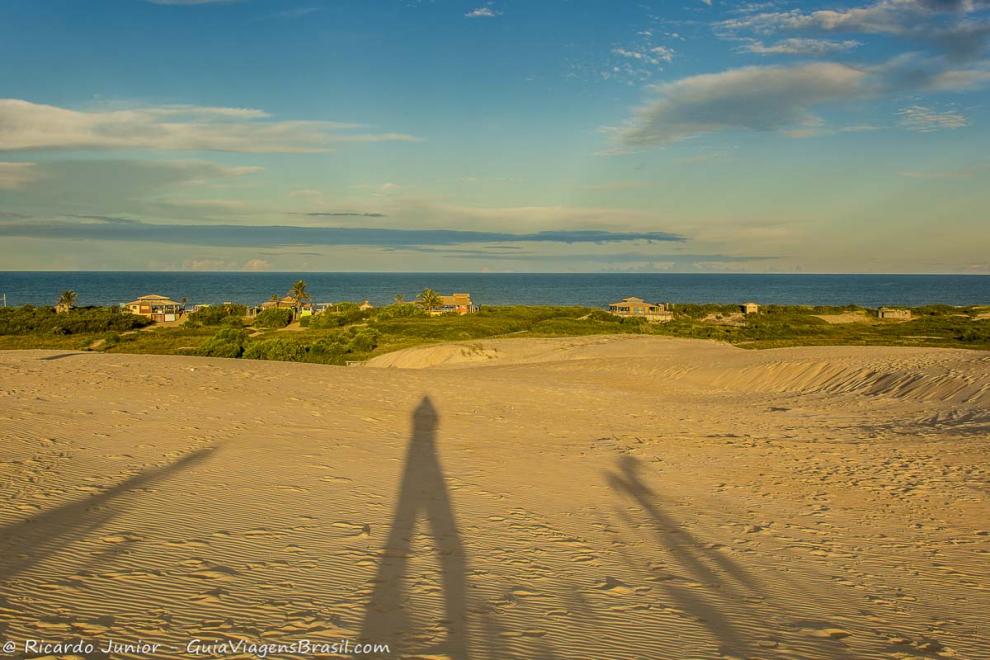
[360,396,469,659]
[605,455,760,658]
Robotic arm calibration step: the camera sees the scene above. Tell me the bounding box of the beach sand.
[1,337,988,659]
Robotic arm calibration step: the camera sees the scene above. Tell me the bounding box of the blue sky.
[1,0,988,272]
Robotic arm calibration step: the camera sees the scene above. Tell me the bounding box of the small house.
[878,307,912,320]
[423,292,477,316]
[260,295,311,312]
[607,297,673,323]
[358,300,375,311]
[740,302,760,315]
[123,294,184,322]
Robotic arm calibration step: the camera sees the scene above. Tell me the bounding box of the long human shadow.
[605,455,762,658]
[360,396,469,659]
[0,446,219,586]
[39,352,87,361]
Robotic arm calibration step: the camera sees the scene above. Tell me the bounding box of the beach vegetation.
[254,308,293,328]
[0,305,151,336]
[243,338,308,362]
[197,327,249,359]
[186,303,247,327]
[2,302,987,360]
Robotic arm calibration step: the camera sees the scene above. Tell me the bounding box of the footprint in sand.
[331,521,372,538]
[191,588,227,604]
[165,539,210,549]
[595,576,638,595]
[188,565,239,581]
[72,622,111,636]
[101,533,142,544]
[244,528,281,539]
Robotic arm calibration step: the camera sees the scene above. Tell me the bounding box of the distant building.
[878,307,912,320]
[607,297,673,323]
[358,300,375,311]
[124,294,184,322]
[423,292,477,316]
[740,302,760,315]
[54,302,73,314]
[260,295,310,312]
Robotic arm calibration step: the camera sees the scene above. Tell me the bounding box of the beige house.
[423,292,477,316]
[607,297,673,323]
[740,302,760,315]
[124,294,184,322]
[878,307,912,320]
[358,300,375,311]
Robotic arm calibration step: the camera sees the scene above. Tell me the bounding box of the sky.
[1,0,988,273]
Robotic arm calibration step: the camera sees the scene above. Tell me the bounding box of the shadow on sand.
[39,352,88,361]
[0,446,219,586]
[605,455,763,658]
[360,396,469,659]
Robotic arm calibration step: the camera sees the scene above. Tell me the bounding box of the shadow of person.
[0,445,219,586]
[605,455,760,658]
[360,396,469,659]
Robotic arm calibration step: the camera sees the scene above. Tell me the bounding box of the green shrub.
[197,327,248,358]
[0,305,152,335]
[185,304,247,327]
[348,328,381,353]
[307,336,349,364]
[243,338,308,361]
[253,308,293,328]
[374,303,426,320]
[305,305,376,328]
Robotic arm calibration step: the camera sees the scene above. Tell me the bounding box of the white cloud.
[0,99,420,153]
[613,54,990,147]
[465,6,500,18]
[898,104,969,131]
[718,0,990,61]
[741,38,861,55]
[612,45,675,65]
[0,162,41,189]
[616,62,867,146]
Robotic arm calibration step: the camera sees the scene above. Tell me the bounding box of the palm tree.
[55,290,77,313]
[418,288,442,313]
[290,280,311,310]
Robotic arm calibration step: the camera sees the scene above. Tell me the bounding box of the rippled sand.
[1,338,988,658]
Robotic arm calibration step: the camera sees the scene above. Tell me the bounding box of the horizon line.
[1,270,988,277]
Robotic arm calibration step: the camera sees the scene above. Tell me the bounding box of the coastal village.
[118,287,481,325]
[66,286,919,327]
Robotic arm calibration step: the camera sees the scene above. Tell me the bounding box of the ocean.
[0,272,987,308]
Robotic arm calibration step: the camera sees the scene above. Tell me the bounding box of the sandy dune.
[1,337,988,659]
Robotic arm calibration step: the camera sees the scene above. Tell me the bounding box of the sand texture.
[1,336,988,659]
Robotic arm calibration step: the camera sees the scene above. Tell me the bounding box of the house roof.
[440,293,473,306]
[609,296,658,307]
[125,294,181,306]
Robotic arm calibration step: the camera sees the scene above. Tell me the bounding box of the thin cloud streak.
[0,218,685,248]
[0,99,420,153]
